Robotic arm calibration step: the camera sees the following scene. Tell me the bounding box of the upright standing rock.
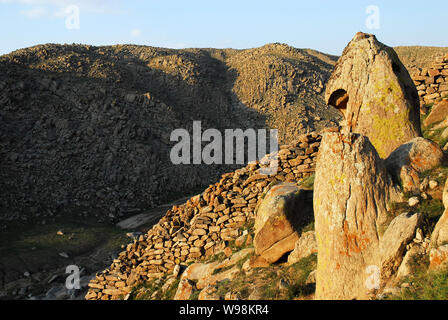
[313,131,400,300]
[325,32,421,158]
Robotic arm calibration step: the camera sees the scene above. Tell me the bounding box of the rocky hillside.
[83,34,448,302]
[395,46,448,74]
[224,44,341,142]
[0,43,339,221]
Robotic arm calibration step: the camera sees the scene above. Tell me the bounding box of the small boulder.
[396,244,426,280]
[173,279,195,300]
[385,137,445,192]
[254,182,313,264]
[247,255,270,269]
[429,180,439,190]
[179,262,218,287]
[408,197,420,207]
[287,231,317,265]
[424,99,448,127]
[380,212,421,279]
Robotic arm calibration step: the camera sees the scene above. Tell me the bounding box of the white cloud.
[130,28,142,38]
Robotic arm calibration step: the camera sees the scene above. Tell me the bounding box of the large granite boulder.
[325,32,421,159]
[254,182,313,264]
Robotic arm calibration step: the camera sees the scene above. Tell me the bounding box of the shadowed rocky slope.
[0,43,339,221]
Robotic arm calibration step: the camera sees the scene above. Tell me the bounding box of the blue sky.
[0,0,447,56]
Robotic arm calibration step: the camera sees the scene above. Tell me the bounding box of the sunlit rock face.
[325,32,422,159]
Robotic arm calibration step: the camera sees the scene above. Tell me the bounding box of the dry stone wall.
[85,132,322,300]
[411,53,448,106]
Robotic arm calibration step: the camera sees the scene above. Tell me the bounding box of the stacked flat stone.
[412,53,448,106]
[85,132,322,300]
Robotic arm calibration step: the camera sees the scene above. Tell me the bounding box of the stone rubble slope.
[0,43,339,221]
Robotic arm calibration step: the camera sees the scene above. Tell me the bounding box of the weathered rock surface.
[431,178,448,248]
[325,32,421,158]
[385,137,445,192]
[287,231,317,265]
[444,177,448,208]
[313,131,401,300]
[254,183,313,263]
[431,212,448,249]
[198,285,220,300]
[173,279,194,300]
[430,244,448,270]
[380,212,421,280]
[173,247,254,300]
[424,99,448,127]
[396,244,426,280]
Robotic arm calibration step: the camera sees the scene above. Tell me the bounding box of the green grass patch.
[131,278,162,300]
[131,276,181,300]
[389,266,448,300]
[385,197,444,237]
[255,254,317,300]
[205,251,227,264]
[301,221,315,233]
[419,198,445,235]
[0,212,130,283]
[298,174,315,190]
[189,289,200,300]
[281,254,317,299]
